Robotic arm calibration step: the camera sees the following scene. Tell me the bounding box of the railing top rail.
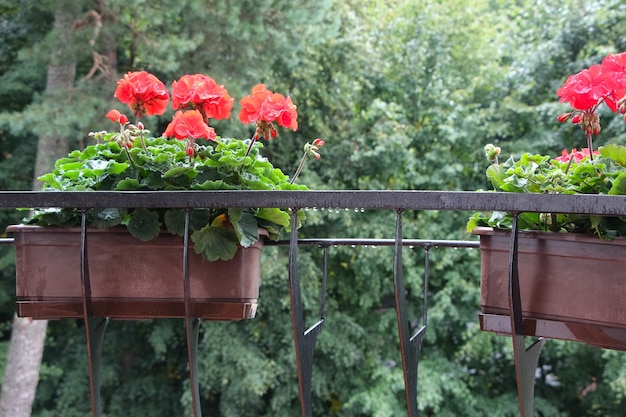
[0,190,625,216]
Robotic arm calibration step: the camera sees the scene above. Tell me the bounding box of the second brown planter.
[474,226,626,350]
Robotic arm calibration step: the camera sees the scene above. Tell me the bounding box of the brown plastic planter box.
[8,225,264,321]
[474,227,626,351]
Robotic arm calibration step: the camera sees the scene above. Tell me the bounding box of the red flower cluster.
[557,52,626,136]
[239,84,298,140]
[115,71,170,119]
[554,148,600,163]
[171,74,233,120]
[106,72,318,162]
[556,52,626,161]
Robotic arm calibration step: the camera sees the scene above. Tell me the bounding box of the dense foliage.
[2,0,626,416]
[468,144,626,239]
[27,136,304,261]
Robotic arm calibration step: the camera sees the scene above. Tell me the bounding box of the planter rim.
[7,224,269,239]
[471,226,626,246]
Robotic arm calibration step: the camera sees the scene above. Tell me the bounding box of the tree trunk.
[0,2,78,417]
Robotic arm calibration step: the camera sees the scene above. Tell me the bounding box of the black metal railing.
[2,190,626,417]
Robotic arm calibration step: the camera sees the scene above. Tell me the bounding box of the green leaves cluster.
[468,144,626,239]
[26,135,306,261]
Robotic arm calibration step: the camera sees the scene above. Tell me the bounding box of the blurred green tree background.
[1,0,626,415]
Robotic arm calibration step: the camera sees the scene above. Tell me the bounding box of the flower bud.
[312,138,325,148]
[484,144,501,162]
[557,112,573,123]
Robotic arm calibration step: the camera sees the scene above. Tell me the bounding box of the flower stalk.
[291,139,325,184]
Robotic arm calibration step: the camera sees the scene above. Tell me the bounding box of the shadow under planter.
[8,225,264,321]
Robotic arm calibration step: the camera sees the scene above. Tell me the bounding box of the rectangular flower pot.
[8,225,264,320]
[474,226,626,350]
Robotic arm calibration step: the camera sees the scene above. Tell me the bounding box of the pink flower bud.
[312,138,325,147]
[557,113,573,123]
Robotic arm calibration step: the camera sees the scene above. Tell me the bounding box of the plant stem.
[123,146,135,167]
[244,137,256,158]
[291,154,308,184]
[587,132,594,162]
[564,154,574,175]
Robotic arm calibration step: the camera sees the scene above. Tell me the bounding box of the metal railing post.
[392,210,428,417]
[508,214,546,417]
[287,209,325,417]
[182,209,203,417]
[79,210,109,417]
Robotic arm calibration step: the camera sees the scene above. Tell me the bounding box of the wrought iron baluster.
[288,209,326,417]
[392,210,428,417]
[79,210,109,417]
[182,209,203,417]
[508,214,546,417]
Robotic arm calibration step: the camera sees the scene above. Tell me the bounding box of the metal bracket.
[288,209,327,417]
[183,209,203,417]
[508,214,546,417]
[393,210,428,417]
[80,210,110,417]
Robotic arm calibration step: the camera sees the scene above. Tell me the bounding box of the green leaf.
[164,209,186,236]
[37,173,60,189]
[127,208,161,241]
[485,163,506,190]
[191,225,239,261]
[228,208,259,247]
[25,208,81,227]
[608,172,626,195]
[601,144,626,168]
[115,178,141,190]
[256,207,291,228]
[163,166,194,179]
[88,208,125,228]
[107,161,130,175]
[190,209,214,231]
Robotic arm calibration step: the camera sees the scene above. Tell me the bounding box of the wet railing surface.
[3,189,626,213]
[3,190,626,417]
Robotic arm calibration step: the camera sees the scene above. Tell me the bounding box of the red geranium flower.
[238,84,273,124]
[557,65,611,111]
[114,71,170,118]
[554,148,599,163]
[238,84,298,141]
[264,92,298,131]
[601,52,626,107]
[171,74,233,120]
[164,110,216,141]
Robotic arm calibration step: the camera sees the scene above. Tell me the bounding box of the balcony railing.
[2,190,626,417]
